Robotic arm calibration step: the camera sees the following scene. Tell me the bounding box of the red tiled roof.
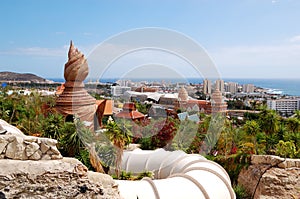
[96,100,113,115]
[115,110,145,119]
[122,102,136,111]
[115,102,145,119]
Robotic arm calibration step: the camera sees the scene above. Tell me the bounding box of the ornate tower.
[56,41,96,129]
[211,89,227,113]
[178,86,188,102]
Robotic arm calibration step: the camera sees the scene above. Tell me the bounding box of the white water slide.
[116,149,236,199]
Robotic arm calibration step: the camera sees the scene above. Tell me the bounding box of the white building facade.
[267,99,300,116]
[111,86,131,97]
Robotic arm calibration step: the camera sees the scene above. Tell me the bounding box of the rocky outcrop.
[0,158,121,199]
[0,134,62,160]
[0,119,121,199]
[238,155,300,199]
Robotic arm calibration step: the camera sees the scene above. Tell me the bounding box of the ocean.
[48,78,300,97]
[223,78,300,96]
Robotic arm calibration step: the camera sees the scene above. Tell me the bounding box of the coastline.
[48,77,300,96]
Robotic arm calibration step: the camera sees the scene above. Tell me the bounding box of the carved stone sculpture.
[56,41,96,129]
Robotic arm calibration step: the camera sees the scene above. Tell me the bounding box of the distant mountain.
[0,71,52,83]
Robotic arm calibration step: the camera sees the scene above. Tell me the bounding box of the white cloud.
[0,46,67,57]
[210,43,300,78]
[0,43,96,57]
[289,35,300,43]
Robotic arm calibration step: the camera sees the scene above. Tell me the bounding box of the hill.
[0,71,52,83]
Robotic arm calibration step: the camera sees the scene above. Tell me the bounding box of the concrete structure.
[203,79,212,95]
[215,79,225,93]
[267,99,300,116]
[111,86,131,97]
[226,82,238,94]
[116,149,236,199]
[242,84,255,93]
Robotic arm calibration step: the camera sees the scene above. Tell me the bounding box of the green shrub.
[136,171,154,180]
[75,149,94,171]
[275,140,298,158]
[233,184,251,199]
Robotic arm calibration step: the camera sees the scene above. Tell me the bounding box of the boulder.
[0,119,25,137]
[0,158,121,199]
[238,155,300,199]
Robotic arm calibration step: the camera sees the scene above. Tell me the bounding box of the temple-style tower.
[56,41,96,129]
[211,89,227,113]
[178,86,188,102]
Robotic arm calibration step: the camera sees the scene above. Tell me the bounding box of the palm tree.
[173,119,198,152]
[243,120,261,154]
[293,110,300,120]
[75,119,105,173]
[244,120,260,136]
[259,109,280,135]
[105,119,131,178]
[286,117,300,133]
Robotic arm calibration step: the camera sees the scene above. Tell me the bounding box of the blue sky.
[1,0,300,79]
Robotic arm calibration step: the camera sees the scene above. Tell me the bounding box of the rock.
[29,150,42,160]
[40,142,50,153]
[0,158,121,199]
[51,154,63,160]
[46,149,54,155]
[278,161,287,169]
[5,136,26,160]
[74,164,88,176]
[44,138,57,146]
[0,119,25,137]
[50,146,60,155]
[251,155,284,166]
[238,155,300,199]
[286,159,297,168]
[23,136,37,143]
[6,135,16,143]
[0,137,9,154]
[41,154,51,160]
[25,142,40,157]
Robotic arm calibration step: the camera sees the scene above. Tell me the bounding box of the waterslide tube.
[116,148,236,199]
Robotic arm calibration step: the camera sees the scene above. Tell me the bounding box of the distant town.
[1,72,300,118]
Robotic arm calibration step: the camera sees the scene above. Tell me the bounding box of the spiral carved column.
[56,41,96,129]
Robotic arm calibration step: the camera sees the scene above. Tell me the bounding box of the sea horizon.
[48,77,300,97]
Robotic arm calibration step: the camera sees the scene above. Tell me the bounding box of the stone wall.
[238,155,300,199]
[0,158,121,199]
[0,134,62,160]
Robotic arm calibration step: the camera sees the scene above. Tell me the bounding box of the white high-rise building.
[267,99,300,116]
[242,84,254,93]
[215,79,224,93]
[111,86,131,96]
[203,79,212,95]
[226,82,238,94]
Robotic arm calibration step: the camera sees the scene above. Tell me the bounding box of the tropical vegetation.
[1,87,300,196]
